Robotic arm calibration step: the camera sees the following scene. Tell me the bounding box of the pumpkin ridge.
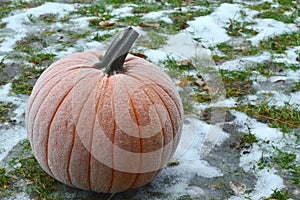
[127,74,179,128]
[47,74,99,178]
[67,73,102,188]
[126,74,178,155]
[27,68,94,124]
[143,86,176,153]
[27,69,77,127]
[91,76,113,192]
[129,87,168,188]
[142,87,166,168]
[29,70,78,152]
[152,84,182,154]
[126,92,142,190]
[88,76,106,190]
[30,71,96,153]
[108,76,121,192]
[127,72,182,118]
[46,85,75,177]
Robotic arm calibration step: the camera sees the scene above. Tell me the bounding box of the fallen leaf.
[176,59,192,66]
[194,78,205,87]
[139,22,160,28]
[99,21,115,27]
[176,77,190,87]
[234,46,244,51]
[229,181,246,195]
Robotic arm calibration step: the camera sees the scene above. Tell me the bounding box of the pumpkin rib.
[127,74,177,132]
[27,69,77,145]
[127,72,182,118]
[45,86,75,177]
[30,70,95,153]
[126,74,179,157]
[130,87,167,188]
[146,84,177,153]
[27,68,92,125]
[88,75,105,190]
[142,87,167,165]
[91,76,112,192]
[67,73,102,188]
[107,77,116,192]
[126,91,142,190]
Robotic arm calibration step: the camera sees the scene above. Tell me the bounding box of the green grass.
[0,168,10,193]
[248,0,298,23]
[259,32,300,54]
[291,82,300,92]
[213,42,260,61]
[220,69,254,98]
[177,194,194,200]
[166,9,213,33]
[92,33,113,41]
[5,140,61,199]
[0,101,13,122]
[137,30,168,49]
[214,32,300,60]
[262,189,289,200]
[248,2,272,11]
[11,66,45,95]
[226,20,258,37]
[117,15,143,26]
[73,3,109,17]
[235,102,300,133]
[132,4,163,14]
[257,146,300,188]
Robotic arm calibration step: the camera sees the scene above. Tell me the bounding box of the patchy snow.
[185,3,258,47]
[247,19,299,46]
[0,84,28,162]
[5,192,30,200]
[141,10,173,24]
[217,52,271,71]
[273,46,300,64]
[227,111,286,199]
[0,127,27,162]
[229,169,284,200]
[136,117,225,198]
[186,15,231,47]
[0,2,76,52]
[111,6,135,17]
[0,1,299,199]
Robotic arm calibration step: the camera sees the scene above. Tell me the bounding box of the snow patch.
[111,6,135,17]
[247,19,299,46]
[141,10,173,24]
[218,52,271,71]
[136,117,224,198]
[185,3,258,47]
[0,84,28,162]
[0,2,76,52]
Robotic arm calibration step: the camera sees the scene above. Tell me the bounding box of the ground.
[0,0,299,200]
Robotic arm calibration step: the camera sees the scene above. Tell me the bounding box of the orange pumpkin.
[25,28,183,193]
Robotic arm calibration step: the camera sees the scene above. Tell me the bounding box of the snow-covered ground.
[0,1,299,199]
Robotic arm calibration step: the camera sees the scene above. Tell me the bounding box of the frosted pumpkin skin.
[25,51,183,193]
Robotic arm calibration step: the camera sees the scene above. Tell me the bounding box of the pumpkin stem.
[94,27,139,75]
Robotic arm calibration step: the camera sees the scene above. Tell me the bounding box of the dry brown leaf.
[176,77,190,87]
[139,22,160,28]
[99,21,115,27]
[195,78,205,87]
[229,181,246,195]
[234,46,244,51]
[176,59,192,66]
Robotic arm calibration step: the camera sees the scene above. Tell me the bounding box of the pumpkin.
[25,27,183,193]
